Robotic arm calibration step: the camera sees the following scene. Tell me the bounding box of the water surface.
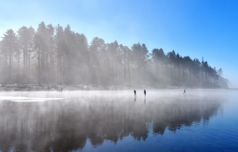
[0,90,237,152]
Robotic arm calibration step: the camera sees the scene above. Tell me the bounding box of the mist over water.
[0,89,237,152]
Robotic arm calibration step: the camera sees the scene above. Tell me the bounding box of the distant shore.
[0,84,228,91]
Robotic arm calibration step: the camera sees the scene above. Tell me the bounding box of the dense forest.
[0,22,226,88]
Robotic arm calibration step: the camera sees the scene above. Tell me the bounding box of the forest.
[0,22,226,88]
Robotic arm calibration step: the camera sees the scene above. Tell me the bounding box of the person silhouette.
[144,89,146,96]
[134,90,136,102]
[183,89,186,95]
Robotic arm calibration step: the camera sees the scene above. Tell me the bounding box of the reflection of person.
[144,89,146,96]
[183,89,186,95]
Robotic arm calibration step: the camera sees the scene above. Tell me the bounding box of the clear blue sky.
[1,0,238,87]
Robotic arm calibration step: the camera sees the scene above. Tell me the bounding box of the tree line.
[0,22,224,88]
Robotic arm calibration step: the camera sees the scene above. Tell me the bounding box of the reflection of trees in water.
[0,96,222,152]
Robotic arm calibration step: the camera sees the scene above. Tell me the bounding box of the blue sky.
[0,0,238,87]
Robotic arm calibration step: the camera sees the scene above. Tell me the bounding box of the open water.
[0,89,237,152]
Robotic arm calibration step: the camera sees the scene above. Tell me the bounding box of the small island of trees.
[0,22,227,89]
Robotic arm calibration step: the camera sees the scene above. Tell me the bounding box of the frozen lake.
[0,89,237,152]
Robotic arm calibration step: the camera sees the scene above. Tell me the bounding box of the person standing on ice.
[144,89,146,96]
[134,90,136,102]
[183,89,186,95]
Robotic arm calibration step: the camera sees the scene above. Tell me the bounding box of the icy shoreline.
[0,83,226,91]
